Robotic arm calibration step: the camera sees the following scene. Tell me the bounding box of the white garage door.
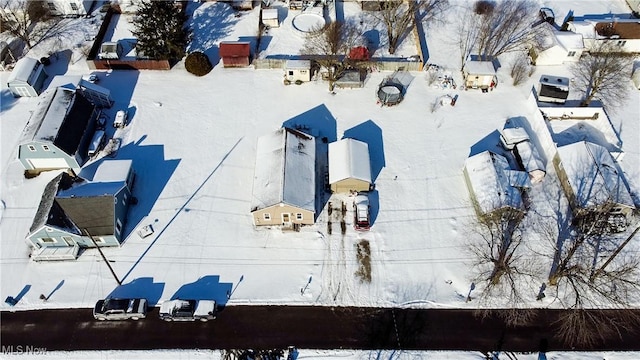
[28,158,69,170]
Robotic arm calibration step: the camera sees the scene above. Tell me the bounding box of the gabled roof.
[219,42,251,57]
[7,57,41,84]
[464,151,525,214]
[29,172,80,235]
[329,138,371,184]
[464,55,497,75]
[251,127,316,212]
[20,87,95,156]
[556,141,635,210]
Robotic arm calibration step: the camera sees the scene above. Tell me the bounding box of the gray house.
[18,87,100,176]
[7,57,48,97]
[27,160,136,260]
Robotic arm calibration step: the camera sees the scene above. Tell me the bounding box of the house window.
[70,2,78,10]
[40,237,56,243]
[62,236,75,246]
[28,145,36,152]
[617,40,626,47]
[296,213,303,220]
[263,213,271,221]
[116,219,123,234]
[567,51,576,57]
[42,145,50,151]
[288,71,294,76]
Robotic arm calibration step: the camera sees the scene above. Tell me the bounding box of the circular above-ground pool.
[377,84,403,106]
[292,9,326,32]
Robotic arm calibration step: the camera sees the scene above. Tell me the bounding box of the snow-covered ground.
[1,0,638,337]
[3,349,640,360]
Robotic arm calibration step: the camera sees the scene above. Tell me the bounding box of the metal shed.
[219,42,251,68]
[7,57,48,97]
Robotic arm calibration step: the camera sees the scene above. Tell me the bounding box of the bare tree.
[453,0,541,68]
[570,42,634,107]
[467,208,538,326]
[541,204,640,347]
[370,0,448,55]
[509,52,534,86]
[0,0,51,50]
[301,20,361,91]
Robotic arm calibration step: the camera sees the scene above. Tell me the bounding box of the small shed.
[463,55,498,91]
[329,138,372,193]
[219,42,251,68]
[7,57,48,97]
[538,75,570,104]
[284,60,311,84]
[262,8,279,28]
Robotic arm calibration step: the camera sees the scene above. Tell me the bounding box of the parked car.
[93,298,147,321]
[88,129,106,158]
[159,299,217,322]
[353,193,371,231]
[114,110,127,128]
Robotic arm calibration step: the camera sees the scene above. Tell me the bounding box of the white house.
[530,23,584,65]
[45,0,92,16]
[463,151,529,218]
[329,138,372,193]
[553,141,636,225]
[568,19,640,53]
[7,57,48,97]
[251,127,316,227]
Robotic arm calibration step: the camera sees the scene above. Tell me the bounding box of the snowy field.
[1,0,639,333]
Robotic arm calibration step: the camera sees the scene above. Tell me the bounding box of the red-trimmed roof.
[219,42,251,57]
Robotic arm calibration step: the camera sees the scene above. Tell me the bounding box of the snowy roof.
[555,31,584,50]
[262,8,278,19]
[464,151,524,214]
[20,88,75,143]
[93,160,132,183]
[47,75,82,91]
[7,57,40,83]
[464,55,497,75]
[328,138,371,184]
[251,127,316,212]
[29,172,79,234]
[556,141,635,210]
[285,60,311,69]
[568,21,597,39]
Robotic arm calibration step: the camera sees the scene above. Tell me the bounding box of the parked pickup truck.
[93,298,147,321]
[159,299,217,322]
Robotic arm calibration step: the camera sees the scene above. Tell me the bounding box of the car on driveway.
[114,110,127,128]
[93,298,147,321]
[353,193,371,231]
[159,299,217,322]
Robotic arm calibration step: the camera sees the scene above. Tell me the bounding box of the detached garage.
[7,57,48,97]
[329,138,372,193]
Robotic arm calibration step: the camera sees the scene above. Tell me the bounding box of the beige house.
[329,138,372,193]
[251,128,316,227]
[284,60,312,85]
[463,55,498,91]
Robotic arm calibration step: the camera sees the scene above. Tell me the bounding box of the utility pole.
[83,228,121,285]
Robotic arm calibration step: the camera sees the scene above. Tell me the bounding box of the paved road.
[1,306,639,352]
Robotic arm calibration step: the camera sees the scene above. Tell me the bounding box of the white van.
[88,130,106,157]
